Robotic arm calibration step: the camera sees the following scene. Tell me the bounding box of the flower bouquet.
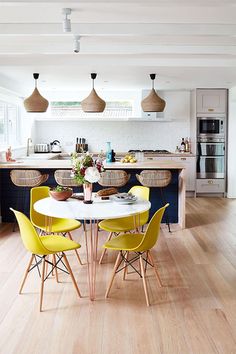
[71,151,103,203]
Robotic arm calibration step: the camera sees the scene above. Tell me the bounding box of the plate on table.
[111,193,137,205]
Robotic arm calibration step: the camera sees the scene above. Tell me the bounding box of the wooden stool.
[98,170,131,188]
[54,169,79,187]
[10,169,49,231]
[136,170,172,232]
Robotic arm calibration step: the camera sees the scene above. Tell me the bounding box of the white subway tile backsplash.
[35,120,190,153]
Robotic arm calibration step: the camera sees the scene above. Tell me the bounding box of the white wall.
[227,88,236,198]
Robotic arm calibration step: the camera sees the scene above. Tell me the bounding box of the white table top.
[34,196,151,220]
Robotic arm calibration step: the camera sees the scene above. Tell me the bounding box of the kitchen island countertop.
[0,156,186,170]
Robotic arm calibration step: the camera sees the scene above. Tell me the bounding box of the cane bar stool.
[54,169,80,187]
[10,169,49,231]
[98,170,131,188]
[136,170,172,232]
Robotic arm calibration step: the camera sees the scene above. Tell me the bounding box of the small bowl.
[49,188,73,201]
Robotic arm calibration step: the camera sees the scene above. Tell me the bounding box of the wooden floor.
[1,197,236,354]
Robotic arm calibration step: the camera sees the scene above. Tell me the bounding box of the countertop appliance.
[50,140,62,153]
[34,143,50,153]
[197,116,225,139]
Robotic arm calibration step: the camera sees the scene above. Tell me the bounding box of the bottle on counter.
[111,149,116,162]
[106,142,112,163]
[175,145,180,153]
[185,137,189,152]
[180,138,185,152]
[187,137,191,153]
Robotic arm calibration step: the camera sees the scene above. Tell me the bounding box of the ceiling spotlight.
[62,8,71,33]
[74,36,80,53]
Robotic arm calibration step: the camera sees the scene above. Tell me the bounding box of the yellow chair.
[30,186,83,265]
[10,208,81,312]
[98,186,150,264]
[104,204,169,306]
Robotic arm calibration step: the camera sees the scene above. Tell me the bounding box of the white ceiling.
[0,0,236,95]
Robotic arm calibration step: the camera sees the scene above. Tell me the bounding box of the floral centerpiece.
[71,151,104,203]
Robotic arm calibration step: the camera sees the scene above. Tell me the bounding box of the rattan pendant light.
[81,73,106,113]
[141,74,166,112]
[24,73,49,113]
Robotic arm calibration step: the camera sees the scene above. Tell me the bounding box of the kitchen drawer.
[196,179,225,193]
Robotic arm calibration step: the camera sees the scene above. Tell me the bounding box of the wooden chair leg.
[140,255,150,306]
[62,253,81,298]
[68,232,83,265]
[123,251,129,280]
[19,254,34,294]
[45,255,49,275]
[40,257,46,312]
[105,251,122,298]
[99,232,113,264]
[52,254,59,283]
[148,250,163,287]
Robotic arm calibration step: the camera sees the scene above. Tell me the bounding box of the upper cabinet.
[196,89,227,115]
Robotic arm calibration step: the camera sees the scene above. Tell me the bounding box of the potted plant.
[49,185,73,201]
[71,152,103,203]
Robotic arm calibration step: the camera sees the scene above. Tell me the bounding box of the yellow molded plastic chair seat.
[98,186,150,263]
[99,218,141,233]
[30,186,82,264]
[39,235,81,253]
[34,218,80,234]
[104,204,169,306]
[10,208,81,312]
[104,233,144,251]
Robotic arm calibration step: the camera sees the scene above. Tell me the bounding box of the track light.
[62,8,71,33]
[74,36,80,53]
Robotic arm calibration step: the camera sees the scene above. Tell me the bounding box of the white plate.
[111,193,137,204]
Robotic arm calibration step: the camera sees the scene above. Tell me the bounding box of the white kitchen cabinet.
[171,156,196,191]
[196,89,227,114]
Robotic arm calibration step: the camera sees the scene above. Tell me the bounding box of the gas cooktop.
[128,149,171,154]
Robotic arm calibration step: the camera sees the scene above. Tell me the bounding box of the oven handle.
[197,156,224,159]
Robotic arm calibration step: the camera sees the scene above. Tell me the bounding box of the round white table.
[34,196,151,300]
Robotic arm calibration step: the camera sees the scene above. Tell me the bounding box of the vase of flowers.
[71,152,103,204]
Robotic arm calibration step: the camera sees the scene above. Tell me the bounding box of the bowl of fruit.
[49,185,73,201]
[121,154,137,164]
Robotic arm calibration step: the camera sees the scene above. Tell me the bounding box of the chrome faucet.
[26,138,32,156]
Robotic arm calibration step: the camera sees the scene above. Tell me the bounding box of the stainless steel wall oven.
[197,140,225,179]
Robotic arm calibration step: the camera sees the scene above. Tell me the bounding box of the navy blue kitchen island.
[0,159,186,228]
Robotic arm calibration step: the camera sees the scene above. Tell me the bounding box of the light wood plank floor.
[1,197,236,354]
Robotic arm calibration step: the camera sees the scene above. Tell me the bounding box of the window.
[50,101,133,118]
[0,100,21,147]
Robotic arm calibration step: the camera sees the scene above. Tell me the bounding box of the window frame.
[0,98,21,148]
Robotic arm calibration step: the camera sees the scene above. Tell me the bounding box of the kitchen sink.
[50,154,71,160]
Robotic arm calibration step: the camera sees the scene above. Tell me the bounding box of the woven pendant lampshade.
[141,74,166,112]
[81,73,106,113]
[24,73,49,113]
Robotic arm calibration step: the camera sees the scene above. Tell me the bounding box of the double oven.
[197,117,225,180]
